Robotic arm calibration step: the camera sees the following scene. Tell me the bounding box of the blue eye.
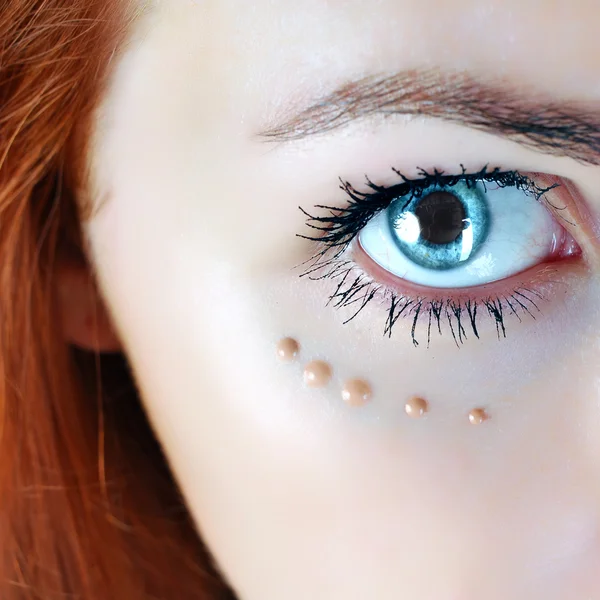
[386,181,490,271]
[298,168,582,344]
[358,180,566,289]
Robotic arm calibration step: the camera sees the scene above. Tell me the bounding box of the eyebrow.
[259,69,600,167]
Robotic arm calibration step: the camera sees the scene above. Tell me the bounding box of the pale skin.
[58,1,600,598]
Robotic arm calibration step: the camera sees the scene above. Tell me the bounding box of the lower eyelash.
[301,250,547,347]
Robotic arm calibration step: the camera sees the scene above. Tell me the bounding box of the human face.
[86,1,600,598]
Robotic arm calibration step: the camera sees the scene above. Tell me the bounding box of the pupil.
[415,191,466,245]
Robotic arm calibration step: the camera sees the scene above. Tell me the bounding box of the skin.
[58,0,600,598]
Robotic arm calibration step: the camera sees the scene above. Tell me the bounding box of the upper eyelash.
[298,164,558,259]
[296,165,560,347]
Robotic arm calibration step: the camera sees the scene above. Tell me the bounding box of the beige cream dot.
[405,396,429,418]
[303,360,332,388]
[341,379,372,407]
[468,408,489,425]
[276,338,299,363]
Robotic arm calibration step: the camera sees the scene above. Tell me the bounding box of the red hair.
[0,2,233,597]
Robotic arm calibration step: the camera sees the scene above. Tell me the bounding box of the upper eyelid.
[258,68,600,167]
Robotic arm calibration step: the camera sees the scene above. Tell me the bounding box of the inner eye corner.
[534,177,594,255]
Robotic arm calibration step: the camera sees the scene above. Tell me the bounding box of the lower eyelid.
[307,245,583,346]
[351,237,583,305]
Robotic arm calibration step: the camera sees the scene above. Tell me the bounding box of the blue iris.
[387,181,491,271]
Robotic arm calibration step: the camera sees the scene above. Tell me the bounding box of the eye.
[298,167,583,345]
[357,179,571,288]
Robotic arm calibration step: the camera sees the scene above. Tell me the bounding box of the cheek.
[86,184,600,598]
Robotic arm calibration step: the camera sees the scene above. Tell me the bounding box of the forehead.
[122,0,599,145]
[157,0,599,87]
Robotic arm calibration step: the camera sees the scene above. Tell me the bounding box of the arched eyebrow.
[259,69,600,167]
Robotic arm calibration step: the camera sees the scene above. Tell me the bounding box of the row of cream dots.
[276,337,490,424]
